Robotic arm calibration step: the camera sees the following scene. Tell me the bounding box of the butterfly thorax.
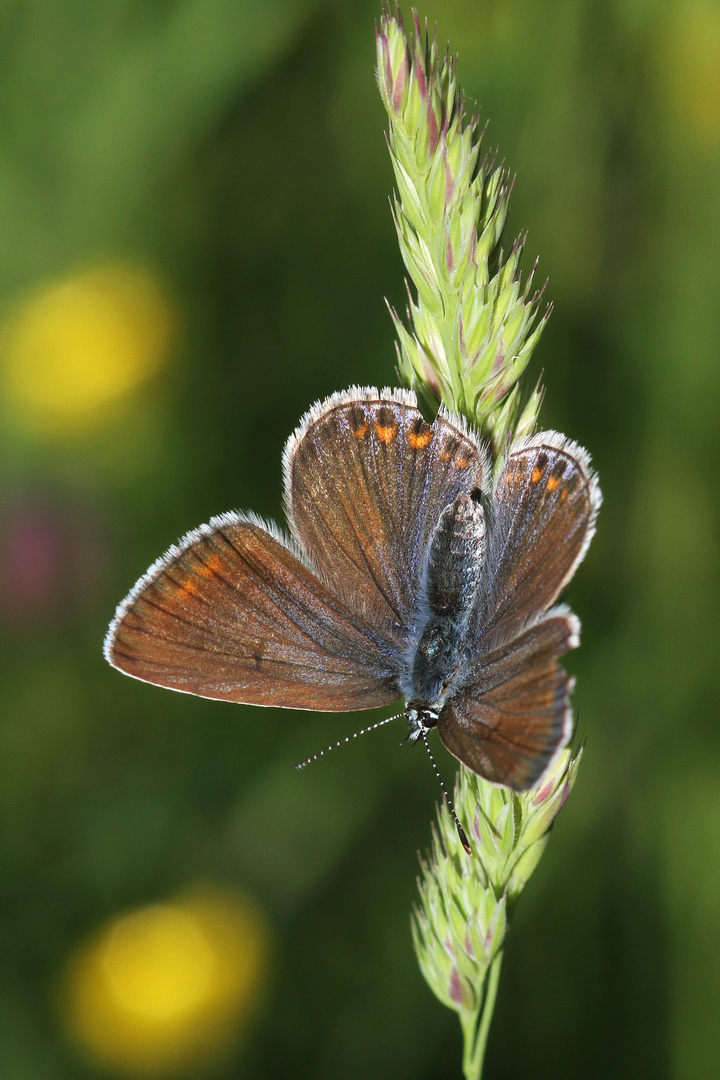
[405,490,486,735]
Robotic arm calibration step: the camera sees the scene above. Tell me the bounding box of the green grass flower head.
[377,6,549,460]
[412,750,582,1077]
[377,11,589,1079]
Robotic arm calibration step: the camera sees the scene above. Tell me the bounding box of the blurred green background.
[1,0,719,1077]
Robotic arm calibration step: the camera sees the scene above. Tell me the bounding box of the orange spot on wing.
[198,553,223,576]
[546,474,560,492]
[374,423,397,444]
[531,465,544,483]
[178,577,202,598]
[352,421,369,439]
[173,554,222,598]
[166,552,224,601]
[408,428,432,449]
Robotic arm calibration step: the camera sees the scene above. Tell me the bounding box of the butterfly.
[105,386,600,812]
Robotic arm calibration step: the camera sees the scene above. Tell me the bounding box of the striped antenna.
[420,731,472,856]
[295,712,404,770]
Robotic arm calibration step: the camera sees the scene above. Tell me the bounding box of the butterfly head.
[405,702,440,744]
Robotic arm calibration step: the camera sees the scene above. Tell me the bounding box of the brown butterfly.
[106,387,600,811]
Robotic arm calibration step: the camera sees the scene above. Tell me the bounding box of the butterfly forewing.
[438,611,578,789]
[470,432,600,653]
[105,513,401,711]
[285,388,486,630]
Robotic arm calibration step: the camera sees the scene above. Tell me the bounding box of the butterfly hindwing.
[438,610,578,789]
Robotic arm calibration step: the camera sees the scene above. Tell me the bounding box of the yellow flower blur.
[0,263,174,435]
[62,887,270,1077]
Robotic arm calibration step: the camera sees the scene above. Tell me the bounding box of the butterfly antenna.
[420,731,472,856]
[295,712,403,770]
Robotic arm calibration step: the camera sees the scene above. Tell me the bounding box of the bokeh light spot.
[656,1,720,150]
[62,887,270,1077]
[102,906,216,1021]
[0,263,174,436]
